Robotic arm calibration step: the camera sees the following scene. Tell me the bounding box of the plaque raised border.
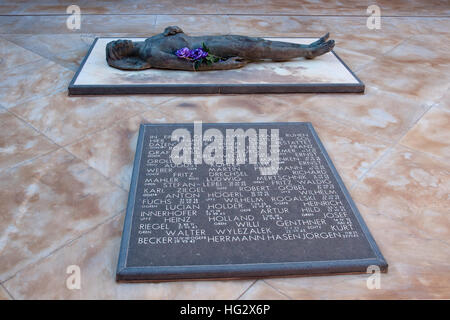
[116,122,387,282]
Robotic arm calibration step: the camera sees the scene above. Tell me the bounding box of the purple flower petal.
[175,47,191,59]
[175,47,209,61]
[189,48,208,60]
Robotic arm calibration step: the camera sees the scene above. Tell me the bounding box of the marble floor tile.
[169,0,270,15]
[0,37,42,72]
[382,17,450,36]
[300,0,450,16]
[8,0,450,17]
[2,34,93,57]
[263,1,309,15]
[0,15,158,35]
[0,3,26,15]
[9,92,170,146]
[155,94,299,123]
[239,280,290,300]
[2,34,94,71]
[19,0,113,15]
[269,87,429,142]
[0,16,66,34]
[0,59,73,109]
[80,15,158,36]
[323,17,450,62]
[17,0,141,15]
[382,35,450,72]
[17,0,263,15]
[357,57,450,105]
[332,47,376,72]
[0,285,12,300]
[0,109,58,172]
[227,15,330,37]
[46,48,90,72]
[435,90,450,112]
[3,214,253,299]
[0,149,127,281]
[352,146,450,244]
[301,0,373,15]
[66,110,171,191]
[136,0,220,15]
[274,105,391,187]
[155,15,232,35]
[400,107,450,160]
[321,18,408,58]
[266,204,450,299]
[376,0,450,17]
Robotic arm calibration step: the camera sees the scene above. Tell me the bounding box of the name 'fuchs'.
[170,122,279,175]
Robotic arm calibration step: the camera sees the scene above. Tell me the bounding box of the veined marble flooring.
[0,0,449,300]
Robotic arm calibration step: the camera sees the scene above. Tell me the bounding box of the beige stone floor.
[0,1,449,300]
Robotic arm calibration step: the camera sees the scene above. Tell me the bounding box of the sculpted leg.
[235,34,335,60]
[197,34,334,61]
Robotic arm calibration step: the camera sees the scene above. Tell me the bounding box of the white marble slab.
[70,37,363,94]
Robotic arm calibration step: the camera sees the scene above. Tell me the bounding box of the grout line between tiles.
[356,201,450,248]
[262,280,293,300]
[1,211,124,285]
[0,37,76,75]
[0,146,62,175]
[349,100,434,189]
[0,36,43,71]
[8,92,169,147]
[1,14,449,18]
[18,45,86,72]
[397,143,450,165]
[4,95,177,190]
[349,98,431,189]
[0,79,68,111]
[0,283,15,300]
[4,105,129,191]
[11,47,77,74]
[62,147,128,191]
[353,34,414,73]
[273,95,396,147]
[0,107,62,174]
[350,99,439,190]
[58,96,177,151]
[236,279,257,300]
[350,144,396,190]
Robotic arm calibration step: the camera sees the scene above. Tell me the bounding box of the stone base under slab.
[69,37,364,95]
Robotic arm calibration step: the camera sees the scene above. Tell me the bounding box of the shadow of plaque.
[116,122,387,282]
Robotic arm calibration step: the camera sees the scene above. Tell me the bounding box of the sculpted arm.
[151,51,248,71]
[106,38,248,71]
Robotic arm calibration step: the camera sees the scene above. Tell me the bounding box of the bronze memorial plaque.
[116,122,387,282]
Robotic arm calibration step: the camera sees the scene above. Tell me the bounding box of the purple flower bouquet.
[175,43,222,69]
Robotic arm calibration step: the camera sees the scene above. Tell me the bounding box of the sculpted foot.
[306,39,335,59]
[309,33,330,47]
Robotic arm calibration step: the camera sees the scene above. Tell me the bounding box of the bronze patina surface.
[106,26,335,71]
